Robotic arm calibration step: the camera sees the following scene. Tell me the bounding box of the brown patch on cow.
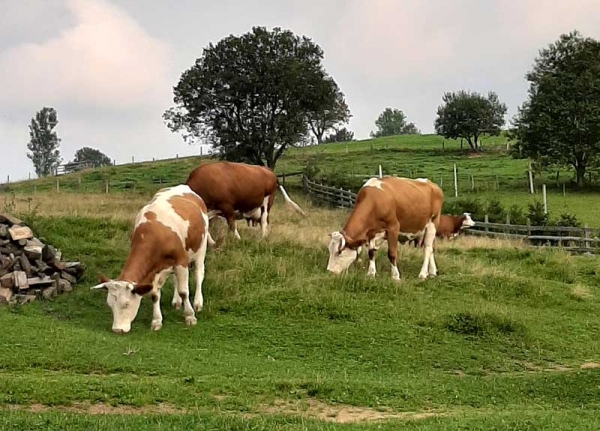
[581,362,600,370]
[143,211,157,222]
[167,194,207,252]
[253,399,444,423]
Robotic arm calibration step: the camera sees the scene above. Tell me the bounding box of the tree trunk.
[576,166,586,188]
[465,137,476,151]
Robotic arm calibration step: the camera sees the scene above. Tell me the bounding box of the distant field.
[1,194,600,429]
[2,133,599,226]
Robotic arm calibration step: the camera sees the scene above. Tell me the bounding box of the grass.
[0,193,599,428]
[3,133,600,226]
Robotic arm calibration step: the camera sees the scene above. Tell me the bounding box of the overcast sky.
[2,0,600,181]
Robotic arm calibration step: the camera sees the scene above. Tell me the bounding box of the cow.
[91,184,209,334]
[185,161,306,240]
[327,177,444,281]
[410,213,475,247]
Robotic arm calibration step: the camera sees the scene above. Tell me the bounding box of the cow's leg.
[151,288,163,331]
[171,273,182,310]
[260,196,270,238]
[192,237,208,313]
[367,247,377,276]
[386,226,401,281]
[419,221,437,280]
[174,265,196,326]
[226,214,241,240]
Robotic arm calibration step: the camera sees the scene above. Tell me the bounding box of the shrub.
[453,197,484,221]
[527,201,549,226]
[507,204,527,225]
[444,311,525,338]
[554,212,581,227]
[485,198,506,223]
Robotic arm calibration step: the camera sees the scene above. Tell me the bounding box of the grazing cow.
[410,213,475,247]
[185,161,306,239]
[91,185,209,334]
[327,177,443,281]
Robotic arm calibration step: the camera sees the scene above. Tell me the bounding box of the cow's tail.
[276,180,307,217]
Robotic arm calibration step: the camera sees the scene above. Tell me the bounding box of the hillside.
[2,133,599,225]
[0,196,599,429]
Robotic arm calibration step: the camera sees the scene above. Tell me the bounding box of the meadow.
[0,191,599,429]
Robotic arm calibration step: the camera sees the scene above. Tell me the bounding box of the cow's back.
[185,161,277,213]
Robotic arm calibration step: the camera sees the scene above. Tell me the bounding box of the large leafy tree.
[434,90,507,151]
[72,147,112,167]
[323,127,355,143]
[27,107,62,177]
[512,30,600,187]
[370,108,419,138]
[164,26,346,169]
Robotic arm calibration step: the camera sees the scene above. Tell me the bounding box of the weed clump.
[444,311,525,338]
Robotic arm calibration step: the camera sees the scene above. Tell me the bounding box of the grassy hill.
[0,197,599,429]
[2,133,599,226]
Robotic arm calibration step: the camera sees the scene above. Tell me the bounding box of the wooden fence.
[301,175,599,254]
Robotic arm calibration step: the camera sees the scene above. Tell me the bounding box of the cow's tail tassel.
[279,185,307,217]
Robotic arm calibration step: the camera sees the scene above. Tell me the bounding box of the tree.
[370,108,420,138]
[72,147,112,168]
[164,26,346,169]
[27,107,62,177]
[511,30,600,187]
[434,90,507,151]
[323,127,355,143]
[307,78,351,144]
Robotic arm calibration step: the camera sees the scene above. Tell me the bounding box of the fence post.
[28,172,31,180]
[453,164,458,198]
[56,179,60,193]
[440,177,443,188]
[378,165,382,179]
[527,218,531,237]
[495,175,499,191]
[105,180,109,194]
[528,162,534,194]
[470,174,475,192]
[563,183,566,198]
[584,224,591,250]
[506,214,510,225]
[556,171,560,188]
[542,184,547,214]
[78,176,82,191]
[34,184,37,193]
[442,141,445,152]
[484,214,489,234]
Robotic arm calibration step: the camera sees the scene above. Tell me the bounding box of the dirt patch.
[7,402,182,415]
[581,362,600,370]
[256,399,444,423]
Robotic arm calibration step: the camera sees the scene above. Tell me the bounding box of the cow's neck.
[341,204,373,249]
[118,242,163,286]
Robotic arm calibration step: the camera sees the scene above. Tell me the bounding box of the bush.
[554,212,581,227]
[444,311,525,338]
[452,197,484,221]
[507,204,527,225]
[527,201,549,226]
[485,198,506,223]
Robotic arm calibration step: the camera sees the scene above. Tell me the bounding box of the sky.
[2,0,600,182]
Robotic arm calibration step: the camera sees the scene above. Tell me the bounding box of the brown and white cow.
[327,177,444,281]
[185,161,305,240]
[411,213,475,247]
[91,184,209,334]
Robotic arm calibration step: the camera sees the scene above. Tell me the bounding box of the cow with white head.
[91,184,210,333]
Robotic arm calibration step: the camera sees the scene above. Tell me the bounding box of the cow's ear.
[132,284,153,296]
[98,272,110,283]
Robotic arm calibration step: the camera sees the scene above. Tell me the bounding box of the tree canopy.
[27,107,62,177]
[164,26,347,169]
[323,127,355,143]
[434,90,507,151]
[72,147,112,168]
[370,108,419,138]
[511,30,600,187]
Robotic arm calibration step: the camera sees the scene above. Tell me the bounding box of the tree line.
[26,27,600,188]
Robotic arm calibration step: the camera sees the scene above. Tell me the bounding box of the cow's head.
[327,231,358,275]
[461,213,476,228]
[91,273,153,334]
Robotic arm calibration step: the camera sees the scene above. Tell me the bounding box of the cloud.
[0,0,172,110]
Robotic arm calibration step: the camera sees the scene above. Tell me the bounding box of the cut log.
[60,271,77,284]
[0,214,23,226]
[27,276,53,287]
[24,245,43,261]
[0,225,8,238]
[59,279,72,293]
[42,284,57,300]
[0,273,13,289]
[13,271,28,290]
[42,245,57,263]
[63,262,85,279]
[8,226,33,241]
[0,287,12,303]
[19,255,32,277]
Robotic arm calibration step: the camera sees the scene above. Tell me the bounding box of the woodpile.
[0,213,85,304]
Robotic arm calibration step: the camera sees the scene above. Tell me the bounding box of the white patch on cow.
[367,259,376,277]
[363,178,384,190]
[260,196,270,238]
[418,221,437,280]
[207,210,221,220]
[391,265,400,281]
[461,213,476,228]
[243,207,261,220]
[134,185,196,250]
[399,229,425,241]
[369,231,386,249]
[415,178,429,183]
[327,231,358,274]
[97,281,144,334]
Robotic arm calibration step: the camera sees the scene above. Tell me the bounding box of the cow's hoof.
[185,316,197,326]
[151,321,163,331]
[418,273,428,280]
[193,303,203,312]
[172,302,182,310]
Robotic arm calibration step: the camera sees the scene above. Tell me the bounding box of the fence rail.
[301,175,599,254]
